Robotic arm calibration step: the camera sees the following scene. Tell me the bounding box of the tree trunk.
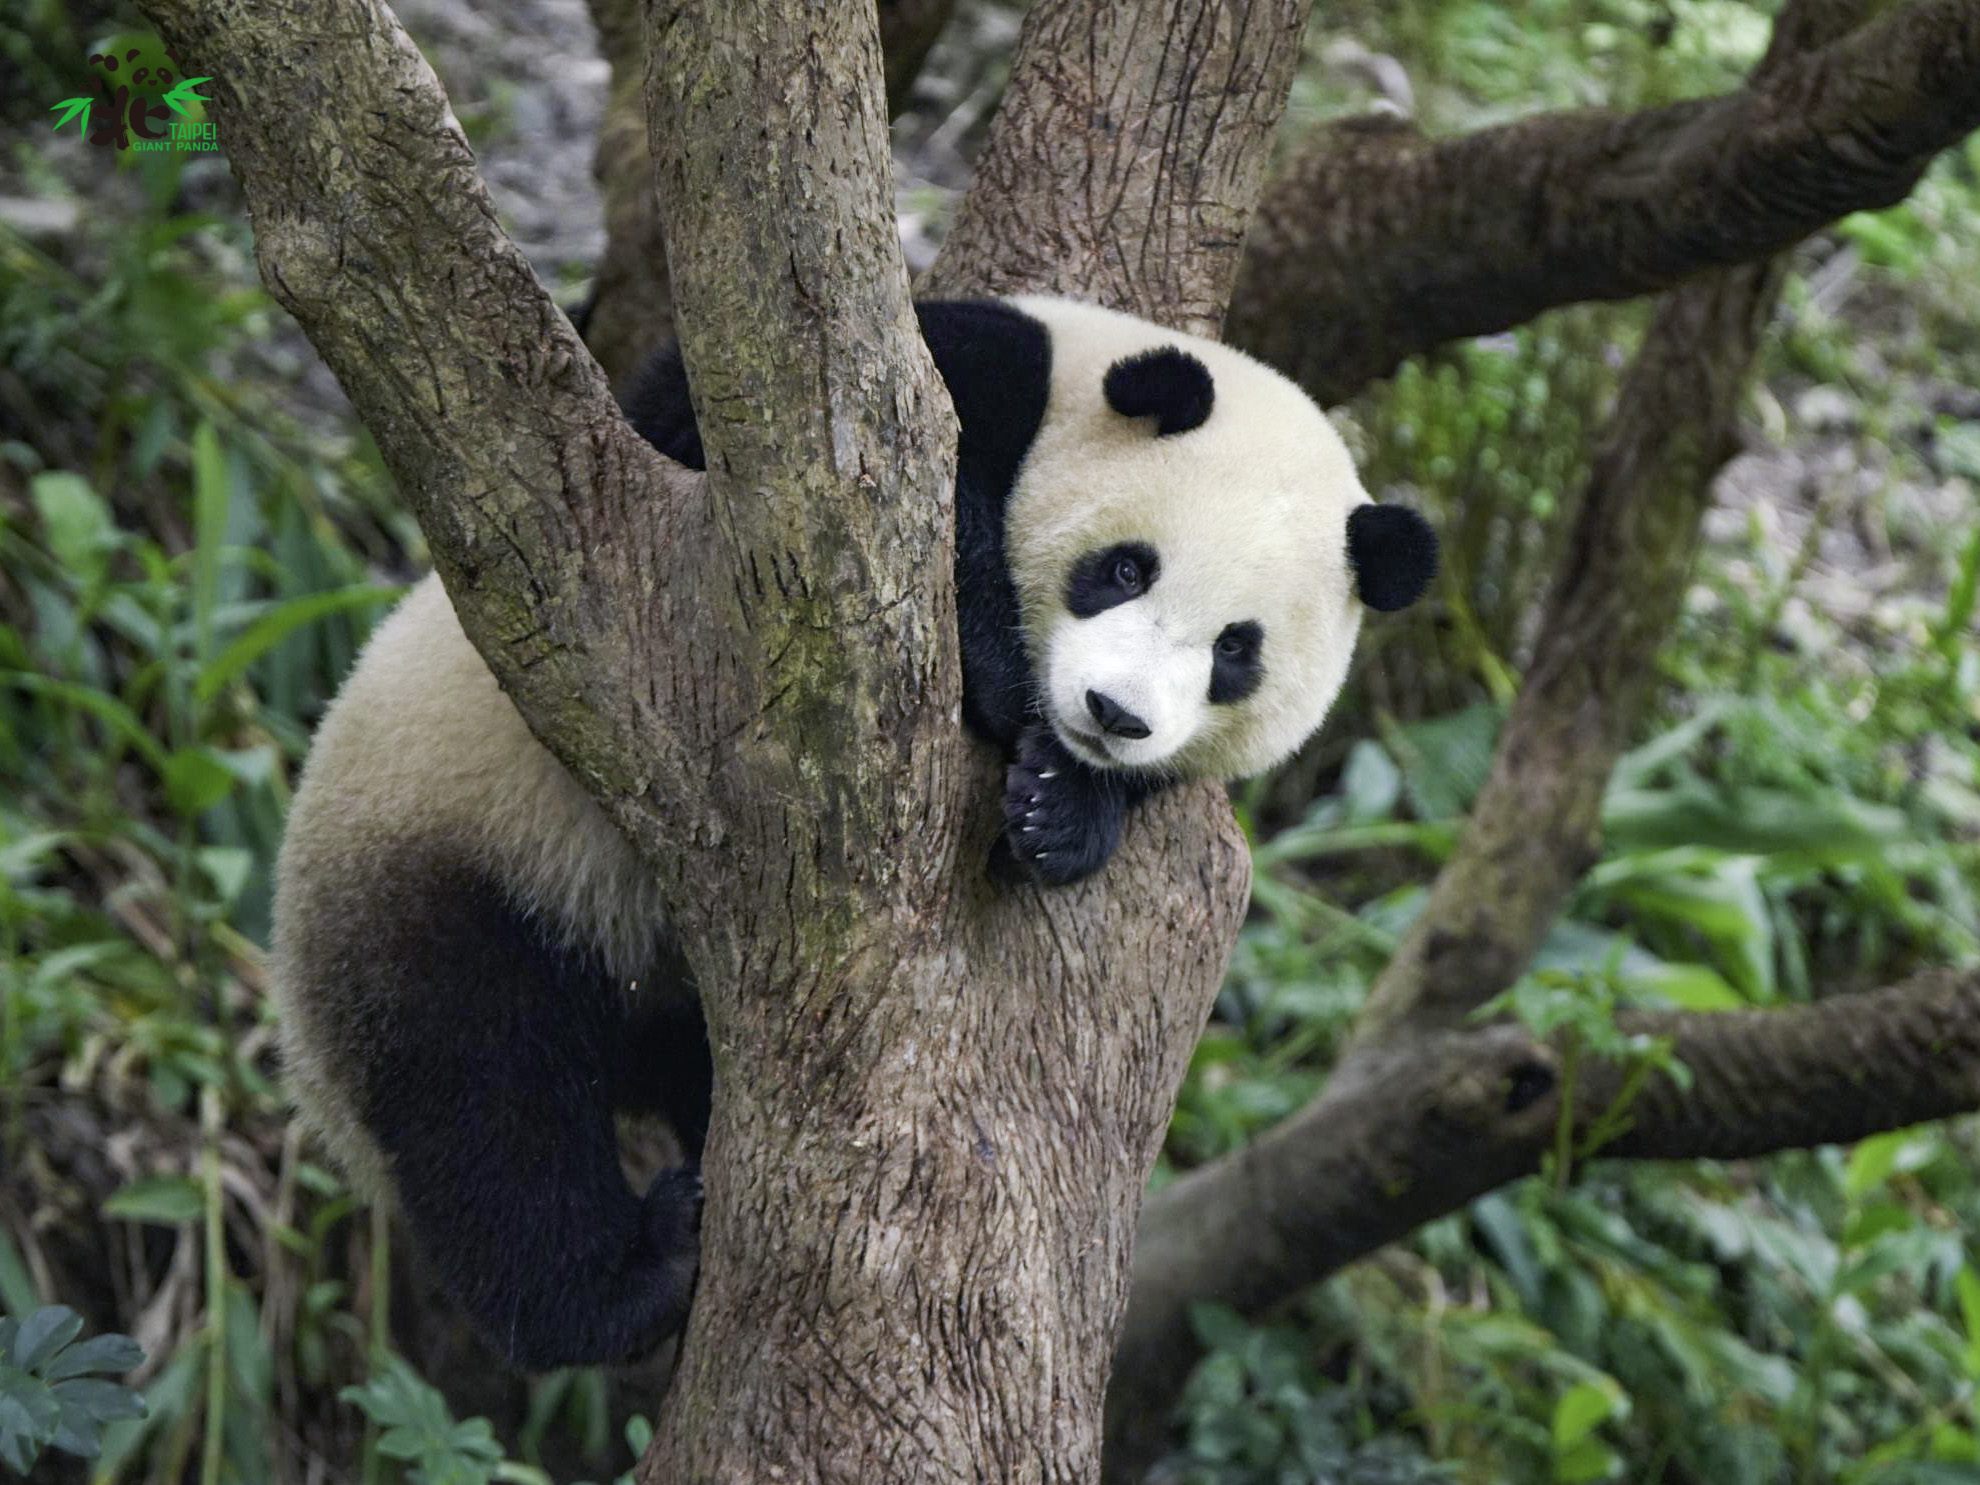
[135,0,1302,1479]
[578,0,957,387]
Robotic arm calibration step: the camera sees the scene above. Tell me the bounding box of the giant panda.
[272,296,1437,1370]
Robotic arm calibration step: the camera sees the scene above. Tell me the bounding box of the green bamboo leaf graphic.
[160,77,211,117]
[48,97,91,134]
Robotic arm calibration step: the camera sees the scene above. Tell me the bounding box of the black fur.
[1102,346,1215,435]
[912,301,1052,747]
[340,855,700,1370]
[1208,620,1265,705]
[1347,503,1439,613]
[991,725,1157,886]
[1064,541,1160,619]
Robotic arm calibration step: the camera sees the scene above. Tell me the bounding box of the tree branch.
[134,0,716,850]
[1349,252,1780,1043]
[920,0,1311,334]
[1108,965,1980,1471]
[579,0,956,386]
[1607,969,1980,1160]
[631,2,1308,1477]
[1229,0,1980,404]
[641,2,956,834]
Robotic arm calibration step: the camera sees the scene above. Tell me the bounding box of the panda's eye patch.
[1209,621,1264,704]
[1066,542,1160,617]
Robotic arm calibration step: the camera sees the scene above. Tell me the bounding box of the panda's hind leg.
[316,855,700,1370]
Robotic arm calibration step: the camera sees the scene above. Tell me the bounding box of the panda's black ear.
[1347,503,1438,612]
[1104,347,1214,436]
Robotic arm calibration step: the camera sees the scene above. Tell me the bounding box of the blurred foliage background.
[1,0,1977,1481]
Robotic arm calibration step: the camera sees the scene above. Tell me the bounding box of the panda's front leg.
[996,723,1149,887]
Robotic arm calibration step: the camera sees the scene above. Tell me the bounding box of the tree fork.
[140,0,1307,1479]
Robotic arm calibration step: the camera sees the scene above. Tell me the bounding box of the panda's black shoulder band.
[1104,346,1214,436]
[1348,503,1438,612]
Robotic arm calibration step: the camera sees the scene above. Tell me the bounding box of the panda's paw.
[641,1165,703,1264]
[997,730,1123,888]
[477,1172,702,1371]
[585,1165,702,1362]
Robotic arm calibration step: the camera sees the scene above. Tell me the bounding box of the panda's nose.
[1086,689,1152,740]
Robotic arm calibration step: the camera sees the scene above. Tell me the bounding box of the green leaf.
[52,1376,145,1427]
[2,674,170,771]
[102,1176,204,1227]
[1187,1302,1254,1357]
[1836,207,1923,272]
[1552,1378,1624,1453]
[1339,740,1402,824]
[1555,1435,1621,1484]
[190,422,228,666]
[0,1232,38,1324]
[161,747,235,817]
[31,472,114,583]
[196,846,254,906]
[342,1357,504,1485]
[11,1307,83,1373]
[1843,1128,1937,1200]
[1602,780,1906,861]
[0,1364,59,1474]
[1382,703,1504,820]
[1958,1266,1980,1381]
[41,1333,144,1384]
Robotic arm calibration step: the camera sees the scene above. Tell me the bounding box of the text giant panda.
[272,297,1437,1369]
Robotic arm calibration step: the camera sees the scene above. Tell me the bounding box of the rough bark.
[1113,965,1980,1438]
[132,0,1305,1470]
[631,2,1308,1473]
[1348,250,1780,1044]
[580,0,955,387]
[132,0,704,834]
[919,0,1310,336]
[1229,0,1980,404]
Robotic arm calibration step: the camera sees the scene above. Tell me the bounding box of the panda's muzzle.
[1086,689,1152,740]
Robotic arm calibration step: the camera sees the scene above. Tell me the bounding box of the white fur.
[272,576,672,1190]
[1009,296,1370,781]
[276,575,669,982]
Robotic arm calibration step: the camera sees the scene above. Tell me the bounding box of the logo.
[50,42,215,153]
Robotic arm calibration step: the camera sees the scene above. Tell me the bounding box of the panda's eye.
[1066,542,1161,617]
[1209,621,1265,705]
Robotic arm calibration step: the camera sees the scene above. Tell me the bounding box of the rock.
[1793,385,1857,434]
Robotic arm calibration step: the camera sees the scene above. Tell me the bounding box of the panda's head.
[1006,297,1437,782]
